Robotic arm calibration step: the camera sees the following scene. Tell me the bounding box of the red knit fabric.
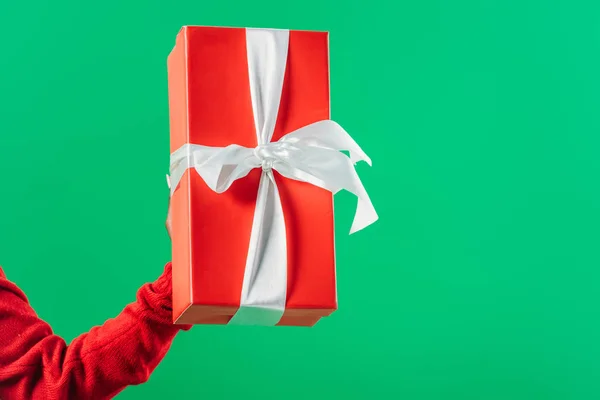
[0,262,190,399]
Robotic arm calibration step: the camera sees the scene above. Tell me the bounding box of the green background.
[1,0,599,398]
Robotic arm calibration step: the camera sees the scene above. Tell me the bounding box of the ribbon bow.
[169,120,377,234]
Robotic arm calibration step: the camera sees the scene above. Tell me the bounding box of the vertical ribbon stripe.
[228,29,290,325]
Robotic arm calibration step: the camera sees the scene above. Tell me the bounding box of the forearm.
[0,263,189,400]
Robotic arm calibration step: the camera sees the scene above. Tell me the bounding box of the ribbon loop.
[169,121,378,233]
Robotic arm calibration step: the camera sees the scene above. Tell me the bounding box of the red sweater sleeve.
[0,262,190,400]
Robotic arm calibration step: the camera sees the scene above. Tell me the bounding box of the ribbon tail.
[169,144,192,196]
[277,148,378,234]
[349,178,379,234]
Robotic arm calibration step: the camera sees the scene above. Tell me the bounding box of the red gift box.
[167,26,376,327]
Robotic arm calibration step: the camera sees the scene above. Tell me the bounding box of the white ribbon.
[169,28,378,326]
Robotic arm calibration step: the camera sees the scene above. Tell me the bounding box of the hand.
[166,199,172,238]
[166,175,172,238]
